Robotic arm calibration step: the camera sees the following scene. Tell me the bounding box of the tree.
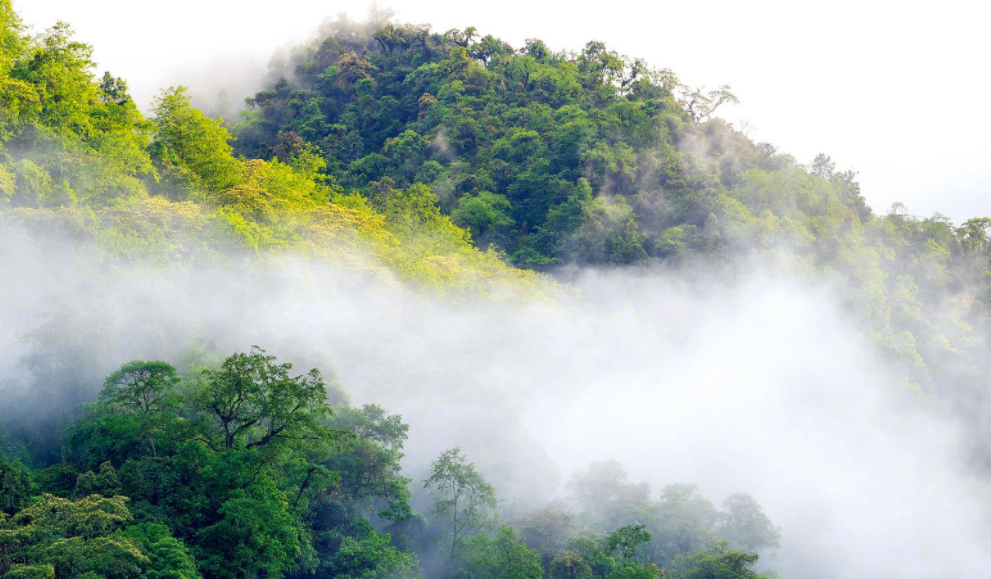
[98,71,130,105]
[0,0,34,143]
[385,183,444,240]
[0,456,32,515]
[0,0,24,73]
[191,346,333,451]
[334,52,376,90]
[149,86,243,194]
[958,217,991,252]
[605,563,662,579]
[192,477,308,579]
[297,405,420,579]
[563,536,618,578]
[323,404,413,522]
[312,519,422,579]
[424,448,497,562]
[73,461,121,498]
[679,85,739,123]
[606,524,651,565]
[66,361,185,468]
[451,191,515,249]
[669,543,767,579]
[461,526,543,579]
[717,494,780,553]
[122,523,201,579]
[514,508,575,568]
[548,550,593,579]
[810,153,835,180]
[647,484,720,566]
[58,349,351,579]
[568,460,650,529]
[21,22,98,145]
[183,349,345,579]
[99,361,183,415]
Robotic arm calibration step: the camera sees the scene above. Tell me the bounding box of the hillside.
[232,13,991,392]
[0,4,542,295]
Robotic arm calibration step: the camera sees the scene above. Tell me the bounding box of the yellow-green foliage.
[0,494,148,579]
[1,155,545,294]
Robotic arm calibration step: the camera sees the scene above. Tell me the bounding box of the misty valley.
[2,3,991,579]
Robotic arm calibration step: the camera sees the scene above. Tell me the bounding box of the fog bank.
[1,230,989,578]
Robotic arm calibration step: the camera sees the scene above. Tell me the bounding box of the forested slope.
[233,13,991,393]
[0,4,541,294]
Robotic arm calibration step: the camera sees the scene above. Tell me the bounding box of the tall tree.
[424,448,497,563]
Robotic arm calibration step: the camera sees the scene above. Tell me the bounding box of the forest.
[2,1,991,578]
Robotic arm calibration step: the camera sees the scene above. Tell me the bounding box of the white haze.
[1,229,990,578]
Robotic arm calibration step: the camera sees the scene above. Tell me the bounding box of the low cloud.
[1,229,989,578]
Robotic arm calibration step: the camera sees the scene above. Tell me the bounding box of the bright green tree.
[150,86,243,195]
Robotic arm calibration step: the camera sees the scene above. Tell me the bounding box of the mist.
[2,224,988,579]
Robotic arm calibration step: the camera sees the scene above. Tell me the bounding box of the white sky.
[15,0,991,222]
